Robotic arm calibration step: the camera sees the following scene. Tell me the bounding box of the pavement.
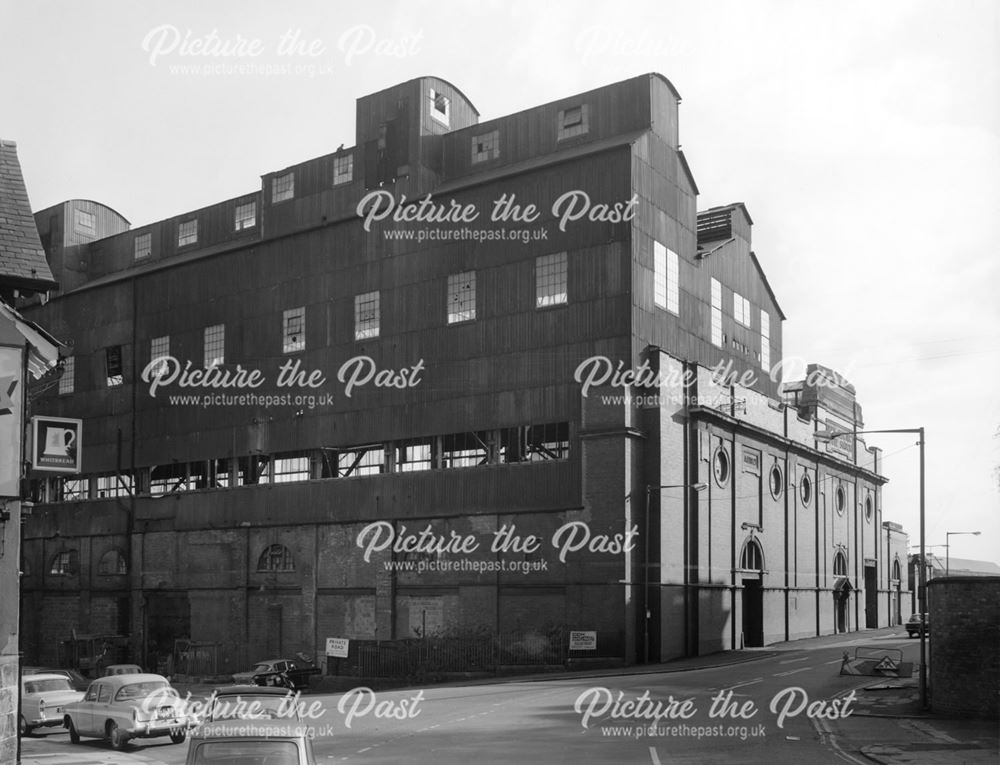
[17,634,999,765]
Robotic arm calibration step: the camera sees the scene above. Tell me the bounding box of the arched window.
[800,473,812,505]
[257,544,295,572]
[740,539,764,571]
[98,549,127,575]
[892,559,901,582]
[49,550,79,576]
[834,551,848,577]
[835,485,846,515]
[865,495,874,523]
[769,465,783,499]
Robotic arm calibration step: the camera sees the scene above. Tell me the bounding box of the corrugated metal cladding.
[18,73,892,674]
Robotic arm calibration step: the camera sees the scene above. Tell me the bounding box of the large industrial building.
[17,74,911,674]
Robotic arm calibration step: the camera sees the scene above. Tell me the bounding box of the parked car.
[906,613,930,637]
[231,657,319,691]
[22,666,90,692]
[198,685,300,724]
[62,673,190,750]
[186,719,317,765]
[20,673,84,736]
[102,663,143,677]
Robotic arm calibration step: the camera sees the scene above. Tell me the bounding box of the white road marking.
[778,656,810,664]
[774,666,812,677]
[725,677,763,690]
[649,746,663,765]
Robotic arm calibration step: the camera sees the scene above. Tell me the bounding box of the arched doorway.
[740,539,764,647]
[834,551,851,633]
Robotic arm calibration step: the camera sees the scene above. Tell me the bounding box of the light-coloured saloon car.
[62,673,190,749]
[186,719,317,765]
[20,673,84,736]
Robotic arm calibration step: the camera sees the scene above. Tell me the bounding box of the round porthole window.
[835,486,846,515]
[800,473,812,505]
[769,465,783,499]
[865,496,873,522]
[713,448,730,486]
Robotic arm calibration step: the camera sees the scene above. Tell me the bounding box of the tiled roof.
[0,139,57,292]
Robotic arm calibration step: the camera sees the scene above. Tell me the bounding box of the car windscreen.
[24,678,73,693]
[114,681,172,701]
[190,740,299,764]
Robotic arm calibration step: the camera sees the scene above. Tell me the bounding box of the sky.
[1,0,998,564]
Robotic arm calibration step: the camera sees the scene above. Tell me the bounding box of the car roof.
[190,719,311,739]
[88,673,171,688]
[22,673,72,683]
[106,664,142,669]
[213,685,294,696]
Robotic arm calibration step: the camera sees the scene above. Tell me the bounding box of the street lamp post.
[814,426,927,709]
[643,482,706,664]
[945,531,981,575]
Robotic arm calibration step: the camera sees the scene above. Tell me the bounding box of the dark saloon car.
[905,613,930,637]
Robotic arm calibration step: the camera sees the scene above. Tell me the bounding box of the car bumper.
[27,712,70,729]
[128,719,190,738]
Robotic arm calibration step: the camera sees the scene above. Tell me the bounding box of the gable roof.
[0,139,57,293]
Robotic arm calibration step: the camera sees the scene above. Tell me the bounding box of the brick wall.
[927,576,1000,719]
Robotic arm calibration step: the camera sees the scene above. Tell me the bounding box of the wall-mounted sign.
[0,346,23,497]
[325,637,349,658]
[742,447,761,475]
[569,630,597,651]
[31,416,82,473]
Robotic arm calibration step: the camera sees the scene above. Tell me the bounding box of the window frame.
[535,252,568,308]
[272,171,295,203]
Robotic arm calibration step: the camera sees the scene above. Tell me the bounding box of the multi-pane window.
[429,89,450,126]
[257,544,295,572]
[734,292,751,326]
[333,153,353,185]
[834,551,848,577]
[271,455,310,483]
[75,210,96,235]
[134,232,151,260]
[337,447,383,477]
[272,171,295,203]
[471,130,499,163]
[760,310,771,372]
[62,477,87,500]
[354,292,380,340]
[49,550,78,575]
[653,242,679,314]
[283,307,305,353]
[98,549,127,575]
[447,271,476,323]
[536,252,568,308]
[234,201,256,230]
[106,346,124,387]
[397,442,432,472]
[558,104,589,140]
[59,356,75,395]
[204,324,225,368]
[96,474,132,498]
[178,219,198,247]
[740,540,763,571]
[710,278,723,347]
[150,336,170,379]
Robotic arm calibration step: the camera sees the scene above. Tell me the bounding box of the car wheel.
[18,715,33,737]
[107,721,128,750]
[170,729,187,744]
[66,717,80,744]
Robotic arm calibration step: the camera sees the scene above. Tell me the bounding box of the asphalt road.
[21,629,934,765]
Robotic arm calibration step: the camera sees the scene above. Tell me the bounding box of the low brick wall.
[927,576,1000,719]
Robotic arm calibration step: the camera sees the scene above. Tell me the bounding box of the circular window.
[769,465,784,499]
[713,448,731,486]
[865,496,873,523]
[800,473,812,505]
[835,486,846,515]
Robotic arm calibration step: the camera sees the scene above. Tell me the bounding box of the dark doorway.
[864,565,878,628]
[835,581,852,633]
[145,592,190,674]
[742,579,764,647]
